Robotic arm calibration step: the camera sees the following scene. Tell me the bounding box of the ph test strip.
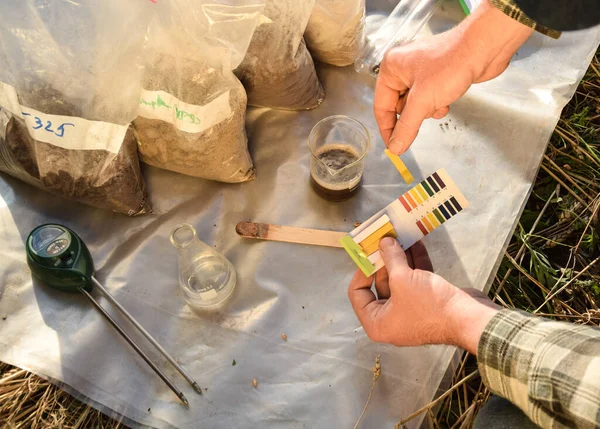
[341,168,469,276]
[384,149,414,184]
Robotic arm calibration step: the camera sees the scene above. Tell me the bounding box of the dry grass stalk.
[354,355,381,429]
[396,371,479,428]
[0,363,124,428]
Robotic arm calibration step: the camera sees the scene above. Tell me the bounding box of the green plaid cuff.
[490,0,561,39]
[478,309,600,428]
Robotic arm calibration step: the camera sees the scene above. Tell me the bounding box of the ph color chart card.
[340,169,469,276]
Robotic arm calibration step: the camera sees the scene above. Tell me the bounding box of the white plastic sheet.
[0,1,598,428]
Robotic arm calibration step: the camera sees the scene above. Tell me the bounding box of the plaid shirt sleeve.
[478,309,600,428]
[489,0,561,39]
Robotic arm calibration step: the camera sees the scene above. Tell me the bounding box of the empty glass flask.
[170,224,236,309]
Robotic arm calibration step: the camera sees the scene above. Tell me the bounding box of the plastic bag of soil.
[133,0,264,182]
[234,0,325,110]
[0,0,152,216]
[304,0,366,67]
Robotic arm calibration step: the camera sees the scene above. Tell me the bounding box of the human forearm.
[478,310,600,428]
[433,292,600,427]
[443,288,501,354]
[461,0,534,83]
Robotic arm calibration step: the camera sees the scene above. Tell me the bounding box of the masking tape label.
[138,89,232,134]
[0,81,127,154]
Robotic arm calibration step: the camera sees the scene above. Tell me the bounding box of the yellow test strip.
[359,222,396,250]
[360,229,398,255]
[384,149,414,184]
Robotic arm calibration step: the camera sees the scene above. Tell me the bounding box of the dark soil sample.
[0,113,150,216]
[234,0,324,110]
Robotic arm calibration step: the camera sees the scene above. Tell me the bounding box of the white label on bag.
[0,81,128,154]
[137,90,232,134]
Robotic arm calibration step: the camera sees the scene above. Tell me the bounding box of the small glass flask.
[170,224,236,309]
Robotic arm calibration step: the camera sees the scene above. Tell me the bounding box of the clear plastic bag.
[133,0,264,183]
[305,0,366,67]
[0,0,153,215]
[235,0,325,110]
[355,0,443,76]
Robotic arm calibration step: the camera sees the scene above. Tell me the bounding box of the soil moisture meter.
[26,224,202,406]
[26,224,94,293]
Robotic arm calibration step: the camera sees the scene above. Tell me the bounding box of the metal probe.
[91,277,203,394]
[79,288,190,407]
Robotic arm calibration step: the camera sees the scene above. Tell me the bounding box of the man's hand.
[375,0,534,154]
[348,237,499,354]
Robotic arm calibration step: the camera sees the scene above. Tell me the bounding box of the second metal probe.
[80,288,189,407]
[92,277,203,395]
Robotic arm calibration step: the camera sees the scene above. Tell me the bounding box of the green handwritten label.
[140,94,171,110]
[140,94,201,126]
[175,106,201,125]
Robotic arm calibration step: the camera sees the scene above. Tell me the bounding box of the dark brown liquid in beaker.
[310,146,362,202]
[310,176,362,201]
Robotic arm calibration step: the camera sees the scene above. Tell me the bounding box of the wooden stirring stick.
[235,221,346,248]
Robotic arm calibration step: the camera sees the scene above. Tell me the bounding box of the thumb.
[379,237,410,278]
[388,91,430,154]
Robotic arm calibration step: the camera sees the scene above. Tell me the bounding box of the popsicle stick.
[236,222,346,248]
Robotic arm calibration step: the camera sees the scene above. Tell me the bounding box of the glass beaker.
[170,224,236,309]
[309,115,370,201]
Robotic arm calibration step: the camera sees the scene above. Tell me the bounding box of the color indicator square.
[421,180,434,197]
[444,201,457,216]
[416,220,428,235]
[410,188,423,204]
[438,204,450,220]
[426,213,440,228]
[399,195,412,212]
[416,184,428,201]
[405,193,417,208]
[427,176,440,193]
[450,196,463,212]
[421,216,433,231]
[433,172,445,189]
[433,209,445,224]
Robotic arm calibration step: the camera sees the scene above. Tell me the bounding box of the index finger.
[374,55,409,145]
[374,77,403,145]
